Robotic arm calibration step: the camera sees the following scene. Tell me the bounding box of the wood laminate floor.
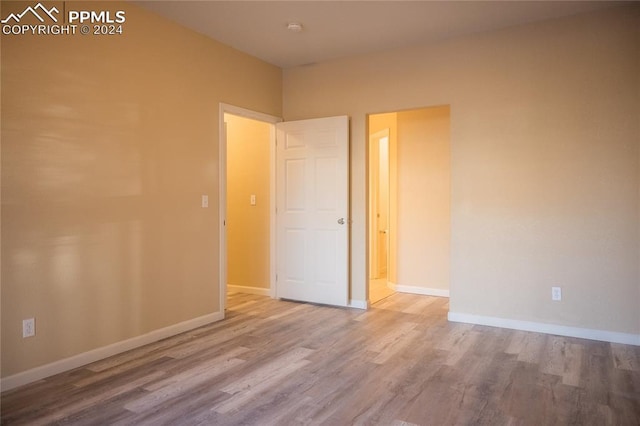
[1,292,639,425]
[369,278,395,304]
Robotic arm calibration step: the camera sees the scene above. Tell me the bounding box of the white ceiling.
[136,1,622,68]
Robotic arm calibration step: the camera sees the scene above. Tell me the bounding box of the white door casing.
[276,116,349,306]
[219,103,280,315]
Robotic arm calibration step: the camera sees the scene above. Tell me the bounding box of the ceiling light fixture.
[287,22,303,32]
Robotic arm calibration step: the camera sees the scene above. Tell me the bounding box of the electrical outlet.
[551,286,562,301]
[201,195,209,208]
[23,318,35,338]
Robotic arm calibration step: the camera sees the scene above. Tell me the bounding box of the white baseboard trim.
[227,284,271,296]
[1,311,224,392]
[348,299,369,310]
[448,312,640,346]
[389,282,450,298]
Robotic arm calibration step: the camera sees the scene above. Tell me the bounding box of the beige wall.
[225,114,271,290]
[284,6,640,334]
[396,107,451,291]
[1,1,282,377]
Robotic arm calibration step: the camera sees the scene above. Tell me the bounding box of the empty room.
[1,1,639,424]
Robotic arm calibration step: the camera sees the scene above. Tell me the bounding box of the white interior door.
[276,116,349,306]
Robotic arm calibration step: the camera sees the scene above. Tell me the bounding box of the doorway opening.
[368,127,394,303]
[219,104,280,312]
[367,106,451,304]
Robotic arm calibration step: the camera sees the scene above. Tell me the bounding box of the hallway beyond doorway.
[367,106,451,304]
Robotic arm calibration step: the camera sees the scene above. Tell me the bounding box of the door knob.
[337,218,345,225]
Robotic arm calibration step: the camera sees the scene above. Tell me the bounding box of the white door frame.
[218,103,281,313]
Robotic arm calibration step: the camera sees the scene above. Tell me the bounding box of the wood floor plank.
[397,294,438,315]
[163,323,256,359]
[373,329,422,365]
[563,342,584,387]
[214,358,311,414]
[29,370,166,426]
[264,301,313,321]
[2,292,639,425]
[125,357,245,414]
[516,331,546,364]
[611,343,640,371]
[505,330,528,356]
[220,347,314,395]
[539,335,568,377]
[367,321,417,354]
[72,355,171,388]
[441,328,481,366]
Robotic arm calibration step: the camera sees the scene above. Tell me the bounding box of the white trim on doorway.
[218,104,281,314]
